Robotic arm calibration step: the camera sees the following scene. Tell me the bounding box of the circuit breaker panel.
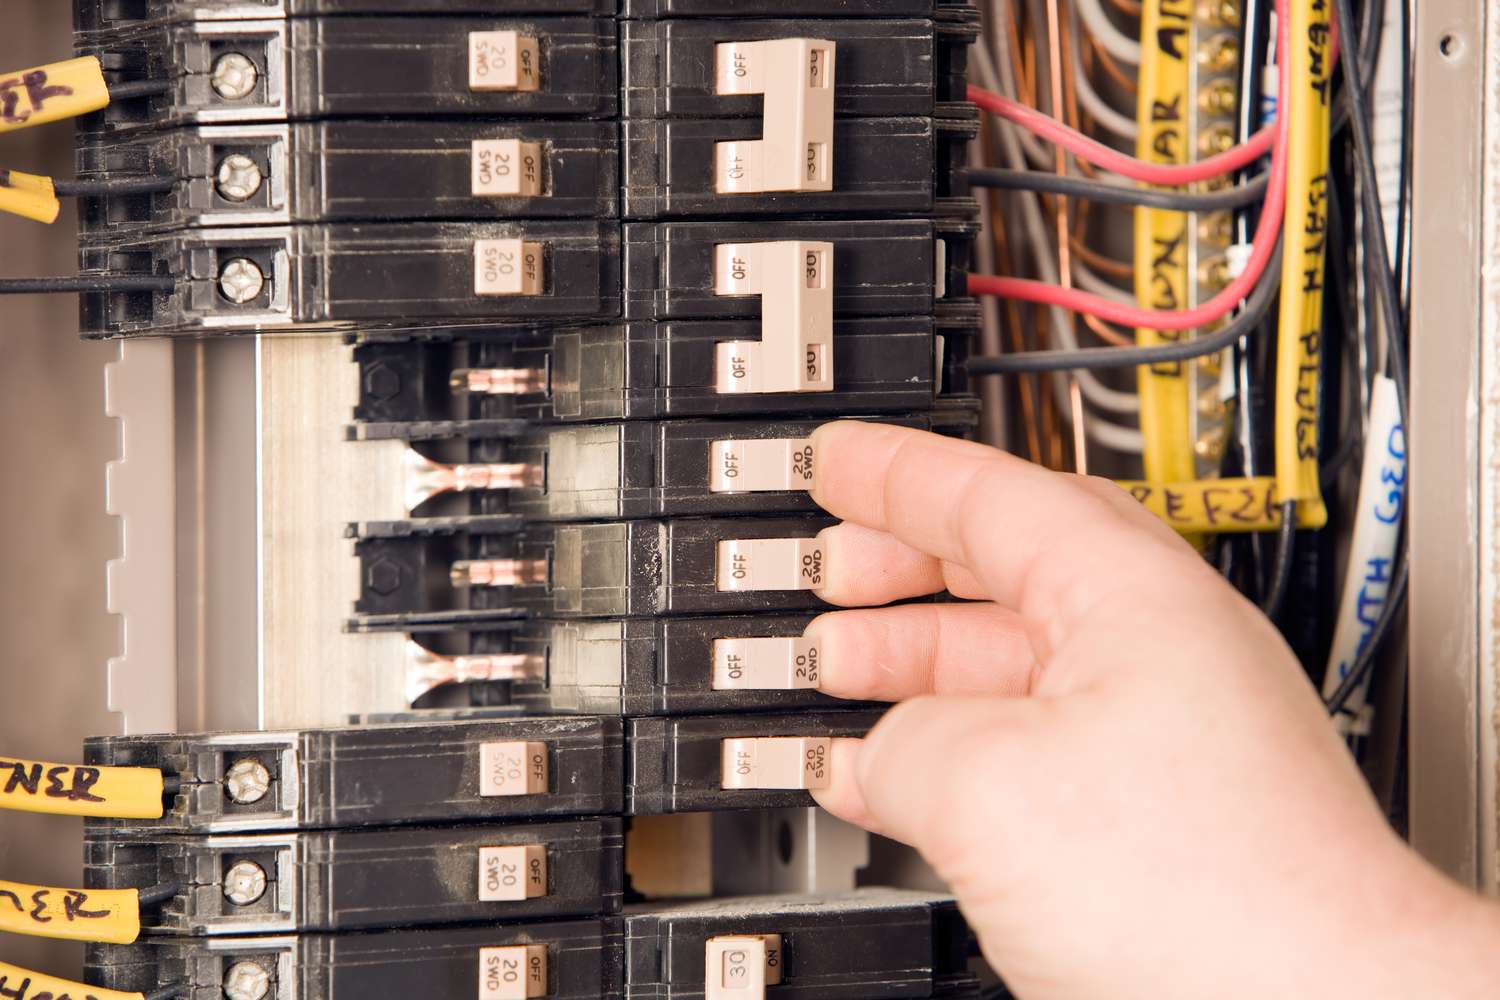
[66,2,987,997]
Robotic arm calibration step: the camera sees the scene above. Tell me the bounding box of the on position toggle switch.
[721,736,831,790]
[468,31,541,93]
[714,38,835,194]
[712,636,820,690]
[708,437,814,493]
[714,241,832,395]
[705,934,784,1000]
[716,537,825,592]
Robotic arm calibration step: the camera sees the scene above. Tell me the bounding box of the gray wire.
[1075,0,1142,65]
[1069,3,1139,140]
[964,167,1272,212]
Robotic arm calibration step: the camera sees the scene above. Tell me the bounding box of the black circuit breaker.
[74,3,983,998]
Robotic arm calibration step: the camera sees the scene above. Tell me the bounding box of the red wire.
[968,85,1277,187]
[967,0,1291,332]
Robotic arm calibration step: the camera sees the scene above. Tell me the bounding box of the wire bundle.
[961,0,1411,741]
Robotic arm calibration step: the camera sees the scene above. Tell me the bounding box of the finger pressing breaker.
[721,737,831,790]
[479,741,549,797]
[705,934,784,1000]
[478,844,547,902]
[478,944,547,1000]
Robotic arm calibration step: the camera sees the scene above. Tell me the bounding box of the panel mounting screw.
[216,154,263,202]
[223,860,268,905]
[223,961,271,1000]
[211,53,259,101]
[224,758,270,804]
[219,258,264,304]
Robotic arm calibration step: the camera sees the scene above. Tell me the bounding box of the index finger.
[809,421,1200,632]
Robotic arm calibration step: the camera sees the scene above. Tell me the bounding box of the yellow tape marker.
[1133,1,1197,486]
[0,879,141,944]
[1120,477,1330,534]
[0,960,145,1000]
[0,169,61,224]
[1273,0,1332,524]
[0,56,111,135]
[0,757,166,819]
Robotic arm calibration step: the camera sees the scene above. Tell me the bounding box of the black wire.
[1259,502,1298,618]
[52,176,176,197]
[967,244,1283,374]
[144,984,188,1000]
[1321,0,1412,715]
[135,881,183,908]
[1325,557,1408,715]
[0,275,174,294]
[962,168,1271,212]
[107,79,171,101]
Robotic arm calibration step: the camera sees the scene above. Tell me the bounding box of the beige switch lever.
[714,241,832,395]
[708,437,814,493]
[722,736,831,790]
[712,636,820,690]
[715,38,835,193]
[705,934,785,1000]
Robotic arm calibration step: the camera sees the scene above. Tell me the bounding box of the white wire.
[972,41,1144,441]
[1069,5,1139,140]
[1075,0,1142,65]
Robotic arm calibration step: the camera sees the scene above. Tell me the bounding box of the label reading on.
[478,944,547,1000]
[478,844,547,902]
[474,239,544,297]
[472,140,544,198]
[478,741,549,797]
[468,32,540,93]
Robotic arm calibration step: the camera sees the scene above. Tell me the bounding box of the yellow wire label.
[0,169,61,224]
[1274,0,1333,514]
[0,880,141,945]
[0,961,144,1000]
[1121,477,1330,533]
[1134,0,1197,484]
[0,758,165,819]
[0,56,111,135]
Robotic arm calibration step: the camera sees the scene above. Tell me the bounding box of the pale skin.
[804,420,1500,1000]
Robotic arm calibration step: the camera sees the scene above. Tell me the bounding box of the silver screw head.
[219,258,264,304]
[224,758,270,804]
[216,154,263,202]
[211,52,259,101]
[223,860,268,905]
[223,961,271,1000]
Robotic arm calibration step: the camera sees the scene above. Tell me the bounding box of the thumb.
[813,695,1041,860]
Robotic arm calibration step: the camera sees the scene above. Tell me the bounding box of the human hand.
[805,421,1498,999]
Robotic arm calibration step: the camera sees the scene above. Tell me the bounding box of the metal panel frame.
[1408,0,1489,889]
